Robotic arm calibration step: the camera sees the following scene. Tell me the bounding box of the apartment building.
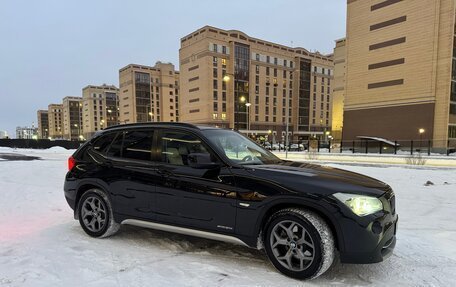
[48,104,63,139]
[343,0,456,147]
[331,38,346,141]
[37,110,49,139]
[118,62,179,124]
[16,126,38,139]
[82,84,119,139]
[179,26,334,141]
[62,96,83,141]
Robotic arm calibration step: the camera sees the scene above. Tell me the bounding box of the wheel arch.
[256,199,344,252]
[74,180,111,220]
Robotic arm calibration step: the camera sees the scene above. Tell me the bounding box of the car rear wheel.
[77,188,120,238]
[264,208,335,280]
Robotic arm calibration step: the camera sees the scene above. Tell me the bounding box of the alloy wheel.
[81,196,107,233]
[270,220,315,272]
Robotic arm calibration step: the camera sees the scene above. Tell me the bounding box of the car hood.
[243,161,390,197]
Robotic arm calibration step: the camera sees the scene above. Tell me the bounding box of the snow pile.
[0,152,456,286]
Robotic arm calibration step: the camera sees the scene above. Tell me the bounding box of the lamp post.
[74,124,81,141]
[285,90,290,159]
[419,128,425,153]
[245,102,251,137]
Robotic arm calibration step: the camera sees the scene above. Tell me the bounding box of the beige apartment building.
[342,0,456,147]
[331,38,346,141]
[179,26,334,141]
[82,84,119,139]
[48,104,63,139]
[62,96,83,141]
[118,62,179,124]
[37,110,49,139]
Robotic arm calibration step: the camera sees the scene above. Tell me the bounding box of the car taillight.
[68,156,76,171]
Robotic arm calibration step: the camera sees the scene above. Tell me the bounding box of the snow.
[1,148,456,286]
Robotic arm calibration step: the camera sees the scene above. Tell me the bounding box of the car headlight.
[333,193,383,216]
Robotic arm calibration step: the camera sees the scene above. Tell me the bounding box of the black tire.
[264,208,335,280]
[77,188,120,238]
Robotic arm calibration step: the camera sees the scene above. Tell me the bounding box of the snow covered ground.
[1,147,456,286]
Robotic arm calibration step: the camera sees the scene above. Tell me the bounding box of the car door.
[103,129,159,221]
[153,128,238,233]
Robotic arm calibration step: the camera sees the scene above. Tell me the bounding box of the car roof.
[101,122,220,133]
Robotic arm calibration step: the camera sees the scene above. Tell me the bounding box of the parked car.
[64,123,398,280]
[290,143,305,151]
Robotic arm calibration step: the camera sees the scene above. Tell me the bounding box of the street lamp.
[419,128,425,152]
[245,102,251,136]
[74,124,81,141]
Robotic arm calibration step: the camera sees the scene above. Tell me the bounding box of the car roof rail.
[103,122,199,131]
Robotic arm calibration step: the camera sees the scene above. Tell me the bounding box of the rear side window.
[121,130,154,161]
[92,133,117,155]
[107,133,123,157]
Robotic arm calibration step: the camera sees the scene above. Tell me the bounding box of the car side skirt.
[121,219,250,248]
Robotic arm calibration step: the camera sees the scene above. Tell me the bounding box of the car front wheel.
[264,208,335,280]
[77,188,120,238]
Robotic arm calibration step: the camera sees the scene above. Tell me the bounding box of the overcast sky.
[0,0,346,137]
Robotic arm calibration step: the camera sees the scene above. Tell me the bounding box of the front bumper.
[340,214,398,264]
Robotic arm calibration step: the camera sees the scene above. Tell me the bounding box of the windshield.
[202,129,282,165]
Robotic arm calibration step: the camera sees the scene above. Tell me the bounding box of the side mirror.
[188,153,220,169]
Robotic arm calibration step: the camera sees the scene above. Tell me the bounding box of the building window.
[274,68,277,77]
[213,56,217,66]
[221,58,227,67]
[221,113,226,120]
[222,46,227,54]
[213,43,218,52]
[274,57,278,65]
[266,87,269,96]
[212,113,218,119]
[256,53,260,61]
[222,103,226,112]
[213,102,218,111]
[266,67,270,76]
[266,55,270,63]
[213,91,218,100]
[213,68,218,78]
[213,79,218,89]
[256,65,259,74]
[222,91,226,101]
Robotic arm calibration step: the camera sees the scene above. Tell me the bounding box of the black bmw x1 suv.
[64,123,398,280]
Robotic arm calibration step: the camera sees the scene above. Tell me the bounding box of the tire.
[264,208,335,280]
[77,188,120,238]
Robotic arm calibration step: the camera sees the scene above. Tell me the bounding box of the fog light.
[372,221,382,234]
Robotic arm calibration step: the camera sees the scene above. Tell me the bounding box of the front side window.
[161,131,211,166]
[202,129,281,165]
[121,130,154,161]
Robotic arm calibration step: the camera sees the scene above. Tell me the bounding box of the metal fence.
[261,139,456,156]
[0,139,84,150]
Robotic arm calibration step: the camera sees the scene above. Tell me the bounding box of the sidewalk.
[273,151,456,167]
